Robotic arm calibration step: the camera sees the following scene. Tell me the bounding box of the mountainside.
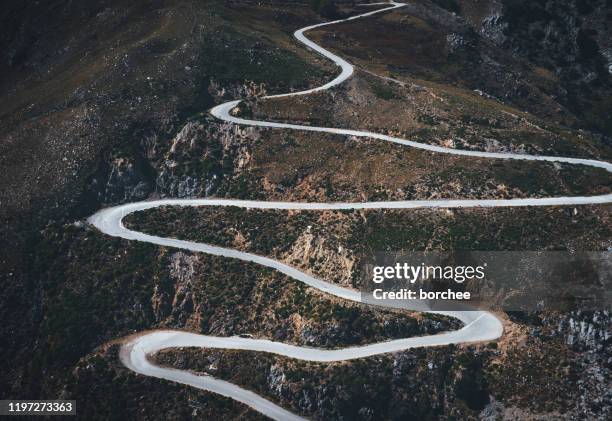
[458,0,612,135]
[1,1,610,420]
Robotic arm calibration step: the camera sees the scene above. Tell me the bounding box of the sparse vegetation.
[310,0,339,19]
[2,0,611,419]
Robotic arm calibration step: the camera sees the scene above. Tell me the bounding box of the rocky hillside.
[1,0,335,404]
[457,0,612,135]
[1,1,610,420]
[125,204,611,419]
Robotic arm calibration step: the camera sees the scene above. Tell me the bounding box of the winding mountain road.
[88,2,611,420]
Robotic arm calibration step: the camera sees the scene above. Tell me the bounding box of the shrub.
[431,0,460,14]
[310,0,339,18]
